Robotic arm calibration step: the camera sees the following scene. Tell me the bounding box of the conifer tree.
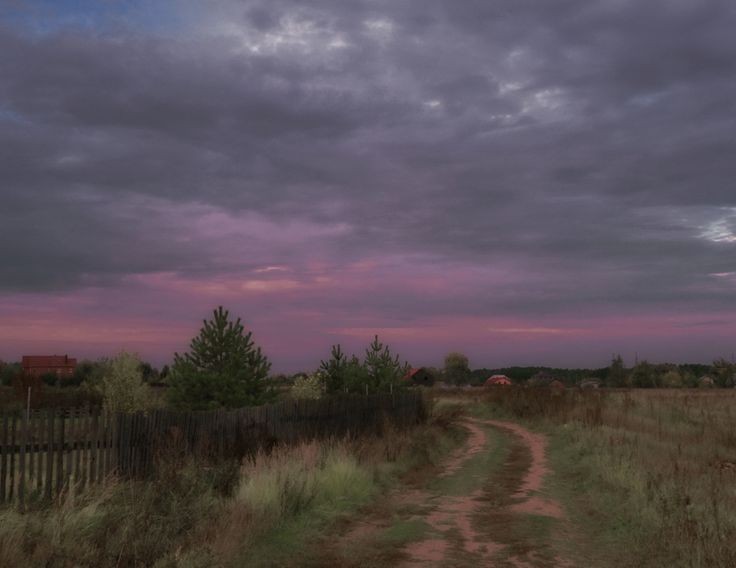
[364,335,410,393]
[169,306,272,409]
[319,344,347,393]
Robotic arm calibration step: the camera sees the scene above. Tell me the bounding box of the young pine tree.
[364,335,410,393]
[169,306,272,410]
[319,344,348,393]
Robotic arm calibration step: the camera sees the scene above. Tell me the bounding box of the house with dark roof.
[22,355,77,379]
[402,367,435,387]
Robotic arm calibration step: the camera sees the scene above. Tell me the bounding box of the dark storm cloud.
[1,0,736,320]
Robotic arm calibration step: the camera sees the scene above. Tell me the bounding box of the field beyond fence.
[0,391,426,508]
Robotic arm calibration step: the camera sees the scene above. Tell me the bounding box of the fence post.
[19,411,27,510]
[0,414,7,504]
[9,416,16,502]
[56,411,65,499]
[45,410,54,501]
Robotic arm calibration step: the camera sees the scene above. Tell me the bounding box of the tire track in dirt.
[473,418,564,521]
[467,418,571,568]
[329,417,570,567]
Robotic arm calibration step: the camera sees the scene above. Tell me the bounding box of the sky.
[1,0,736,372]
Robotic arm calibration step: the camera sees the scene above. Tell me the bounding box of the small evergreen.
[364,335,410,392]
[169,306,272,410]
[319,344,347,393]
[320,335,409,394]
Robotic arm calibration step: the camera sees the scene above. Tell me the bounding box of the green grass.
[1,404,463,568]
[378,518,432,545]
[447,388,736,568]
[429,425,505,497]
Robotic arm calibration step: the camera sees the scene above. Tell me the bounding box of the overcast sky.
[1,0,736,371]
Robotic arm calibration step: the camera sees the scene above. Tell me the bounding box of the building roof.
[22,355,77,368]
[403,367,422,381]
[486,375,512,385]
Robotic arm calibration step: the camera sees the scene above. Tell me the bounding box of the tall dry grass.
[471,387,736,568]
[0,406,458,567]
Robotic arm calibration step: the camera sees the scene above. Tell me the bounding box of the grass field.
[472,388,736,568]
[3,389,736,567]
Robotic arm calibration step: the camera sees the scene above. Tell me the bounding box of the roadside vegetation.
[0,403,461,567]
[466,387,736,568]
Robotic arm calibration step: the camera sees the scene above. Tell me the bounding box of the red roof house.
[22,355,77,379]
[402,367,435,387]
[485,374,513,386]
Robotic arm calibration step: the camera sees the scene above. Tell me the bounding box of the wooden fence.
[0,392,426,507]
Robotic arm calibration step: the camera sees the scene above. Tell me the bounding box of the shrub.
[40,372,58,387]
[97,351,153,413]
[291,373,325,400]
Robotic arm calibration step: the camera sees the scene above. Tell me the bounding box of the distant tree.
[630,360,656,388]
[159,364,170,382]
[97,352,153,413]
[169,306,272,410]
[607,355,628,387]
[0,362,21,387]
[138,361,158,383]
[680,370,698,388]
[444,352,470,385]
[74,359,107,388]
[712,358,736,388]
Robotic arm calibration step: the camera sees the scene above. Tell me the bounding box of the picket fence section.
[0,392,426,507]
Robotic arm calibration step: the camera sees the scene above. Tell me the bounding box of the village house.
[402,367,435,387]
[22,355,77,379]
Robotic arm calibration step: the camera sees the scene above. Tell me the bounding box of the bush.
[0,362,20,386]
[40,372,58,387]
[291,373,325,400]
[97,351,154,413]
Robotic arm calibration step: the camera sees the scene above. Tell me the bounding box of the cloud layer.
[1,0,736,369]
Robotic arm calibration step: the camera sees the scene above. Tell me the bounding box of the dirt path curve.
[400,418,568,567]
[471,418,564,520]
[401,420,499,566]
[332,417,570,567]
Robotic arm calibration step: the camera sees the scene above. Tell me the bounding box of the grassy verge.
[0,405,463,567]
[448,388,736,568]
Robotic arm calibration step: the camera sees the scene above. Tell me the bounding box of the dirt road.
[332,417,572,567]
